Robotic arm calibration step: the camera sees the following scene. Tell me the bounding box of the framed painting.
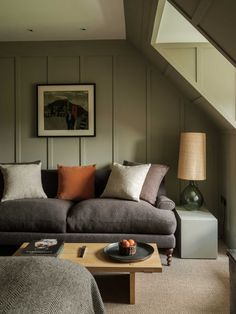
[37,84,95,137]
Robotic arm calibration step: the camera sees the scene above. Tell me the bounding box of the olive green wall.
[0,40,220,212]
[124,0,235,245]
[220,133,236,247]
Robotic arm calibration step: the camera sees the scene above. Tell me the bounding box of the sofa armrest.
[156,195,175,210]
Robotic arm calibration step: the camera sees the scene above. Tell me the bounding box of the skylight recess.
[151,0,236,129]
[156,1,208,44]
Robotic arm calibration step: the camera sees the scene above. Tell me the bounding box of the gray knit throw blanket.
[0,256,105,314]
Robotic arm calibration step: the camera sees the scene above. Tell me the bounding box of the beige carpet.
[96,241,229,314]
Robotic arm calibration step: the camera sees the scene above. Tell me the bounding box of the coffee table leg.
[129,272,135,304]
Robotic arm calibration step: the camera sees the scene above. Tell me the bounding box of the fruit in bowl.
[119,239,137,256]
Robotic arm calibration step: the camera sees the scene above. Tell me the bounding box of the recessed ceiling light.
[80,27,87,31]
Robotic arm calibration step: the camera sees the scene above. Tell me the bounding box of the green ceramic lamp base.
[180,180,204,210]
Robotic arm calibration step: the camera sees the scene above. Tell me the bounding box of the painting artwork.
[37,84,95,137]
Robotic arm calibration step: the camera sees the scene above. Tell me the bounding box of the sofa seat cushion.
[0,198,73,233]
[67,198,177,235]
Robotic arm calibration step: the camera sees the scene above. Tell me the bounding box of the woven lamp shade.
[178,132,206,181]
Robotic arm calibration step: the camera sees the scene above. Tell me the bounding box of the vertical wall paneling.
[163,46,197,84]
[111,56,115,163]
[150,68,181,201]
[114,56,147,163]
[158,43,236,129]
[0,58,15,162]
[0,41,221,220]
[146,65,151,162]
[15,57,22,162]
[194,47,197,83]
[18,57,48,167]
[200,47,235,120]
[179,97,186,200]
[196,46,201,88]
[220,132,236,246]
[80,56,113,168]
[235,68,236,121]
[47,57,80,168]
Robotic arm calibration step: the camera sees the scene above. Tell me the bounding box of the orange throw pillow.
[57,165,96,201]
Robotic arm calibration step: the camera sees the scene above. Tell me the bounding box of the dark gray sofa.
[0,169,177,265]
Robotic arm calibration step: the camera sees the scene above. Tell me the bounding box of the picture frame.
[37,84,95,137]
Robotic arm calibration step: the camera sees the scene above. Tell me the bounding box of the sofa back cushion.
[41,170,58,198]
[0,172,3,200]
[94,167,111,197]
[0,167,166,200]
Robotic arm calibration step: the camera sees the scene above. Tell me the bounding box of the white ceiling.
[0,0,126,41]
[157,1,208,44]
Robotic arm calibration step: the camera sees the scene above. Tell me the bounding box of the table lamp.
[177,132,206,210]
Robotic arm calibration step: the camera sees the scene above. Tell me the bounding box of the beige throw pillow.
[101,163,151,201]
[0,162,47,202]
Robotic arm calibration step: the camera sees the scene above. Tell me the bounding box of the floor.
[0,241,230,314]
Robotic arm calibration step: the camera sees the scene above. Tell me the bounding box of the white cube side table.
[175,206,218,259]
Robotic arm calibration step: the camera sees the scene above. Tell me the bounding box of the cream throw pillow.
[0,162,47,202]
[101,163,151,201]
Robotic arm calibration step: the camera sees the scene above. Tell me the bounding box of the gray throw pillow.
[101,162,150,202]
[0,162,47,202]
[123,160,169,205]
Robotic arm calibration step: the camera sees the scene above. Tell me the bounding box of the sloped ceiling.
[124,0,235,130]
[124,0,167,72]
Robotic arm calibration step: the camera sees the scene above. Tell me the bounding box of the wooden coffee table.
[15,242,162,304]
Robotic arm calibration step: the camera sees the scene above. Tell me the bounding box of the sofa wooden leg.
[166,248,174,266]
